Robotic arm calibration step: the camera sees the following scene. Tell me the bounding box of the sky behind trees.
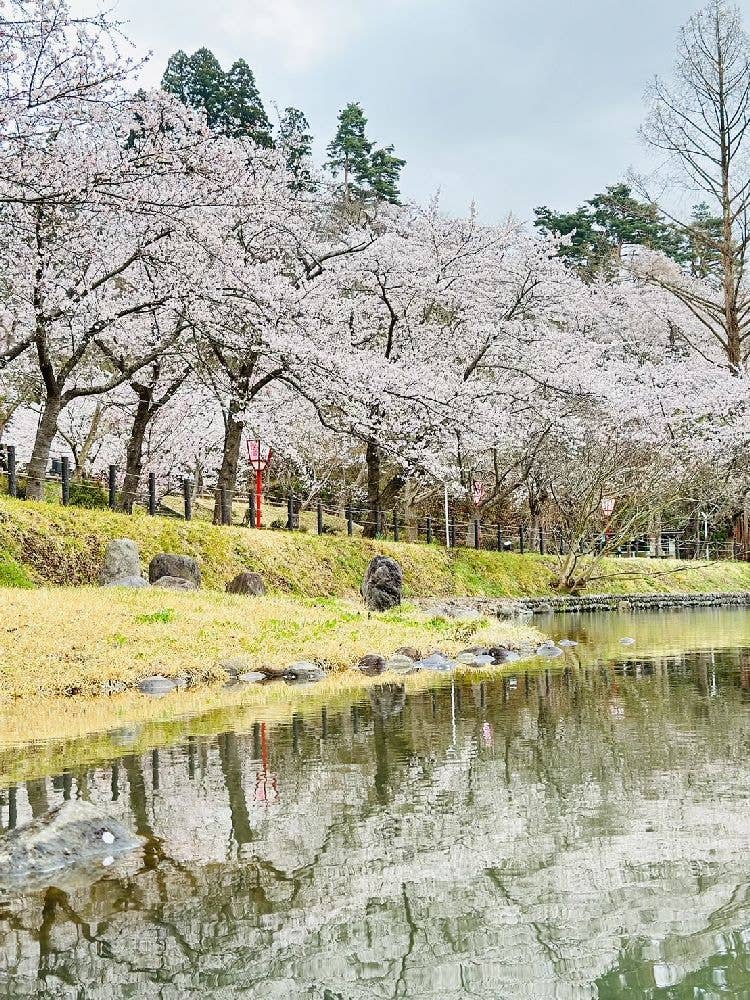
[64,0,750,221]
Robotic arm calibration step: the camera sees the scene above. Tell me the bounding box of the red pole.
[256,464,263,528]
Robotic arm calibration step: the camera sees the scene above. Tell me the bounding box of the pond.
[2,606,750,998]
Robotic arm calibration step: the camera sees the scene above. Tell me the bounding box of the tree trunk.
[213,407,244,524]
[364,437,380,538]
[73,402,103,480]
[119,391,152,513]
[26,393,62,500]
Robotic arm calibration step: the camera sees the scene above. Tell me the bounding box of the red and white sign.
[247,441,272,470]
[601,496,616,517]
[472,480,486,506]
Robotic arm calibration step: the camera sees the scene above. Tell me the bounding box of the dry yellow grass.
[0,585,542,702]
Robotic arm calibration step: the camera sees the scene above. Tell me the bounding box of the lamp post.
[247,441,272,528]
[601,496,616,550]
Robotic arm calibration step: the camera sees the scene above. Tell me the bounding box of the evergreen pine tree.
[535,184,686,279]
[326,102,374,202]
[224,59,273,146]
[162,49,272,146]
[161,50,191,105]
[686,202,724,279]
[278,107,314,190]
[369,145,406,204]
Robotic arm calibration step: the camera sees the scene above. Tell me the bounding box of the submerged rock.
[620,637,636,646]
[455,650,494,667]
[238,671,267,684]
[558,639,578,648]
[536,644,564,659]
[361,556,403,611]
[0,801,144,886]
[137,675,177,696]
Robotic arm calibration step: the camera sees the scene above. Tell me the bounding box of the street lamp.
[247,440,272,528]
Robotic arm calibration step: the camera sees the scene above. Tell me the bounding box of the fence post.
[317,500,323,535]
[61,457,70,506]
[393,509,399,542]
[474,518,480,550]
[221,487,230,526]
[496,524,503,552]
[519,524,525,554]
[539,525,545,555]
[108,465,117,510]
[286,494,293,530]
[7,446,16,498]
[347,503,353,537]
[449,517,456,549]
[426,515,433,544]
[148,473,156,515]
[183,478,192,521]
[247,490,255,527]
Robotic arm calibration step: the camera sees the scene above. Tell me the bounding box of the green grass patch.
[135,608,176,624]
[0,548,34,588]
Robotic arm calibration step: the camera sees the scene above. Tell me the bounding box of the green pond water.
[2,606,750,998]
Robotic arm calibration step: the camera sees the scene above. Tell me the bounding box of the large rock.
[357,653,386,676]
[148,553,201,588]
[384,654,420,675]
[99,539,144,586]
[0,801,144,887]
[361,556,403,611]
[137,675,177,696]
[226,571,266,596]
[104,576,150,589]
[420,651,455,672]
[284,661,325,684]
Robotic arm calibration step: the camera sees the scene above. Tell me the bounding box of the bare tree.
[640,1,750,370]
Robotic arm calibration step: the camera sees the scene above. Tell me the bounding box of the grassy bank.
[3,494,750,597]
[0,586,542,702]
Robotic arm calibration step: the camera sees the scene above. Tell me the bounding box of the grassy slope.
[3,495,750,597]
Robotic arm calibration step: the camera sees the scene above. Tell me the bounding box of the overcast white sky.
[72,0,750,222]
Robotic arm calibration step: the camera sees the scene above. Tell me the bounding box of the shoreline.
[422,590,750,618]
[0,585,545,702]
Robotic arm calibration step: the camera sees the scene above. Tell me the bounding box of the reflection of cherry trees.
[6,655,750,994]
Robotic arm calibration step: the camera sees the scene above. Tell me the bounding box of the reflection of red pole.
[256,464,263,528]
[260,722,269,772]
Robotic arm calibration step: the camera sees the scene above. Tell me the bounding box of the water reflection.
[3,609,750,997]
